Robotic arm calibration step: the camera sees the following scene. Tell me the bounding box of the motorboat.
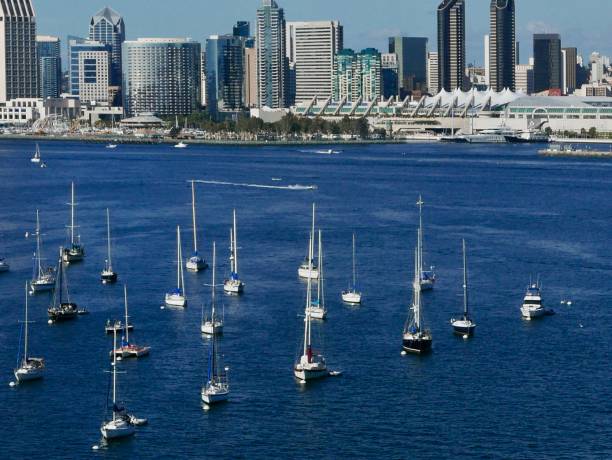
[174,142,188,149]
[521,282,548,320]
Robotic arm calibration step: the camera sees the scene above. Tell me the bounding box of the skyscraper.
[489,0,516,91]
[533,34,562,93]
[123,38,201,117]
[381,53,399,99]
[286,21,343,104]
[333,48,381,103]
[89,7,125,86]
[437,0,466,91]
[244,44,258,108]
[562,47,577,95]
[0,0,37,102]
[388,37,428,96]
[206,35,245,116]
[37,35,61,99]
[233,21,250,38]
[256,0,288,108]
[484,35,490,86]
[427,52,439,94]
[68,37,111,102]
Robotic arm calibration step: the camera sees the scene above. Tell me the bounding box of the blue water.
[0,141,610,459]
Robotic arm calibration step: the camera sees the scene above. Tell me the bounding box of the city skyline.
[36,0,612,65]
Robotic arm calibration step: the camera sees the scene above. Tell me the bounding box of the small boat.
[201,323,229,406]
[174,142,188,149]
[0,258,8,272]
[294,233,328,383]
[298,204,319,280]
[306,230,327,320]
[402,232,432,355]
[101,209,118,284]
[165,226,187,308]
[48,247,79,323]
[341,233,362,304]
[417,196,436,291]
[316,149,334,155]
[201,242,223,335]
[30,210,56,293]
[450,239,476,336]
[30,143,42,163]
[186,181,207,272]
[62,182,85,263]
[100,328,136,441]
[520,281,548,320]
[104,319,133,335]
[106,143,118,149]
[223,210,244,295]
[14,283,45,383]
[111,285,150,359]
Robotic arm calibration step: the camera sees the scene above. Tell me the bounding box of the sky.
[36,0,612,65]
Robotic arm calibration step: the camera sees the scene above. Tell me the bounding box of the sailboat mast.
[414,235,422,330]
[112,328,117,422]
[316,230,322,302]
[311,203,316,263]
[57,247,63,305]
[352,233,356,288]
[233,209,238,275]
[304,235,313,358]
[24,282,29,361]
[211,242,216,320]
[124,285,129,343]
[70,182,75,246]
[191,181,198,254]
[229,228,234,273]
[463,239,469,317]
[36,210,42,277]
[106,209,112,271]
[176,226,181,289]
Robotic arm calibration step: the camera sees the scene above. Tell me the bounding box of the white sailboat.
[100,328,136,441]
[186,180,207,272]
[298,203,319,280]
[223,209,244,294]
[202,242,224,335]
[0,258,8,272]
[201,320,229,405]
[112,285,150,359]
[62,182,85,263]
[30,143,42,163]
[14,283,45,383]
[417,196,435,290]
[30,210,55,293]
[306,230,327,319]
[101,209,118,284]
[450,239,476,336]
[165,226,187,308]
[341,233,362,304]
[294,234,328,382]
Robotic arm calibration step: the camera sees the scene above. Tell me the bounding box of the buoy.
[47,319,53,324]
[463,334,469,340]
[401,350,407,356]
[160,306,165,310]
[92,445,99,450]
[9,381,16,387]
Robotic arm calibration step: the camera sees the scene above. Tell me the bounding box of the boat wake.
[195,180,317,191]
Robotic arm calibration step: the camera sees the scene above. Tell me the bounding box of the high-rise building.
[484,35,490,86]
[69,37,111,102]
[381,53,399,99]
[437,0,466,91]
[562,47,577,95]
[244,44,258,108]
[388,37,428,96]
[201,51,207,107]
[333,48,381,103]
[233,21,250,38]
[123,38,201,117]
[89,7,125,87]
[489,0,516,91]
[427,52,439,94]
[0,0,37,102]
[37,35,61,99]
[206,35,245,116]
[533,34,562,93]
[256,0,288,108]
[515,64,534,94]
[286,21,343,104]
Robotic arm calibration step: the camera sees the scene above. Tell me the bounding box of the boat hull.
[341,291,362,304]
[298,267,319,280]
[62,248,84,263]
[30,279,55,292]
[223,280,244,294]
[14,367,44,382]
[451,320,476,336]
[201,388,229,405]
[521,306,547,320]
[48,303,79,322]
[165,294,186,308]
[101,421,135,440]
[112,346,150,359]
[306,306,327,320]
[101,271,118,284]
[402,335,432,354]
[201,322,223,335]
[293,367,328,382]
[186,256,207,272]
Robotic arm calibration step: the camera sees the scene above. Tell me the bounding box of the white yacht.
[30,210,55,293]
[100,209,118,284]
[201,326,229,405]
[306,230,327,320]
[521,282,547,320]
[112,285,150,359]
[31,143,42,163]
[165,226,187,308]
[462,127,517,144]
[14,283,45,383]
[106,143,118,149]
[417,196,436,291]
[202,242,223,335]
[298,204,319,280]
[341,233,362,304]
[450,240,476,336]
[186,180,207,272]
[223,209,244,294]
[294,234,328,383]
[62,182,85,263]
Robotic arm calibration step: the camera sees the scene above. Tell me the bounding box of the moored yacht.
[186,180,207,272]
[101,209,118,284]
[201,242,224,336]
[417,196,436,291]
[111,285,150,359]
[30,210,55,293]
[201,325,229,405]
[298,204,319,280]
[306,230,327,320]
[62,182,85,263]
[223,210,244,294]
[48,247,79,323]
[14,283,45,383]
[341,233,362,304]
[165,226,187,308]
[450,240,476,336]
[520,282,548,320]
[31,143,42,163]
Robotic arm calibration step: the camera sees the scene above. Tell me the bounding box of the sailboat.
[62,182,85,263]
[201,321,229,405]
[186,180,207,272]
[306,230,327,319]
[165,226,187,308]
[100,328,136,441]
[48,247,79,323]
[30,210,56,293]
[14,283,44,383]
[0,258,8,272]
[341,233,362,304]
[101,209,118,284]
[31,143,42,163]
[417,196,435,290]
[112,285,150,358]
[202,242,224,335]
[402,230,432,354]
[298,203,319,280]
[450,239,476,336]
[294,234,328,382]
[223,209,244,294]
